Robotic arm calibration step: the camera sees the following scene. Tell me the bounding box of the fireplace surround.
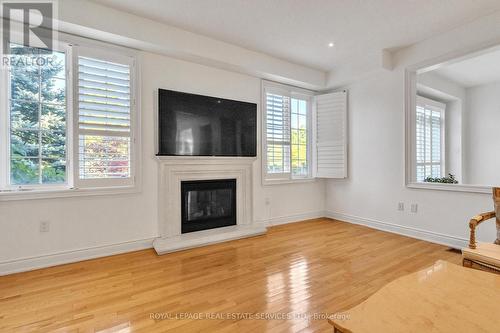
[153,157,267,254]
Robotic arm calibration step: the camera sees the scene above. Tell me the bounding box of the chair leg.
[496,220,500,245]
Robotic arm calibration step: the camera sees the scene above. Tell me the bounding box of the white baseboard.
[0,238,154,276]
[325,211,468,249]
[260,210,326,226]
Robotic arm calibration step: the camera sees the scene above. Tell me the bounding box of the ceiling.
[433,49,500,87]
[91,0,500,72]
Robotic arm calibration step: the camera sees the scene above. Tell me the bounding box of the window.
[263,81,312,182]
[0,39,138,196]
[415,96,445,182]
[7,44,68,187]
[290,98,309,177]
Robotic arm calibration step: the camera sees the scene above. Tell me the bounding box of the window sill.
[0,185,140,201]
[407,182,491,194]
[262,177,317,186]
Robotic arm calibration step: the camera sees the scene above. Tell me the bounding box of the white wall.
[140,52,325,224]
[0,51,325,274]
[326,42,499,247]
[445,99,464,181]
[325,11,500,247]
[464,81,500,185]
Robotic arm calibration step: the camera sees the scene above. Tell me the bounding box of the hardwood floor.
[0,218,460,332]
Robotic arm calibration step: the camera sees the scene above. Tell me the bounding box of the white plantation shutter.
[265,90,291,176]
[76,50,135,185]
[415,96,445,181]
[78,57,131,133]
[314,91,347,178]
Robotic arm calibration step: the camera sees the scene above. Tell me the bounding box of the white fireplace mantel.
[153,156,266,254]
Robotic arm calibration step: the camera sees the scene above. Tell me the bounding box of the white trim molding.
[0,238,154,276]
[407,182,491,194]
[0,185,140,201]
[325,211,468,249]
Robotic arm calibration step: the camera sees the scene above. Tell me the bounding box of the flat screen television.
[157,89,257,157]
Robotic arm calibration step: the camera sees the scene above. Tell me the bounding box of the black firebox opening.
[181,179,236,234]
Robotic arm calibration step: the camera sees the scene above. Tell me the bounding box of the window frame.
[415,95,446,182]
[0,33,141,200]
[262,80,314,185]
[1,41,73,191]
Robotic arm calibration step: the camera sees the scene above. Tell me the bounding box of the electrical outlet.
[40,221,50,233]
[398,202,404,211]
[411,204,418,213]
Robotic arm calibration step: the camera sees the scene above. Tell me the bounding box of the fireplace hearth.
[181,179,237,233]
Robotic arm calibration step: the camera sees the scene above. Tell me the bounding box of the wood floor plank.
[0,219,460,332]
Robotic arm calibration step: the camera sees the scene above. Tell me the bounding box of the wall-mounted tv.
[157,89,257,157]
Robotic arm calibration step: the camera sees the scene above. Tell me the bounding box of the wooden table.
[328,260,500,333]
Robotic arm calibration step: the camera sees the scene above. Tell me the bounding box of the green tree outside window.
[9,44,67,185]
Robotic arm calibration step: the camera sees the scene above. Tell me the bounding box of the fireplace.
[181,179,237,233]
[154,159,266,254]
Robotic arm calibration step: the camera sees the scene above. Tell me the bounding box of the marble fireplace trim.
[153,158,266,254]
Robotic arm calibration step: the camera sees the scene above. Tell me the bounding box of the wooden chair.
[462,188,500,273]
